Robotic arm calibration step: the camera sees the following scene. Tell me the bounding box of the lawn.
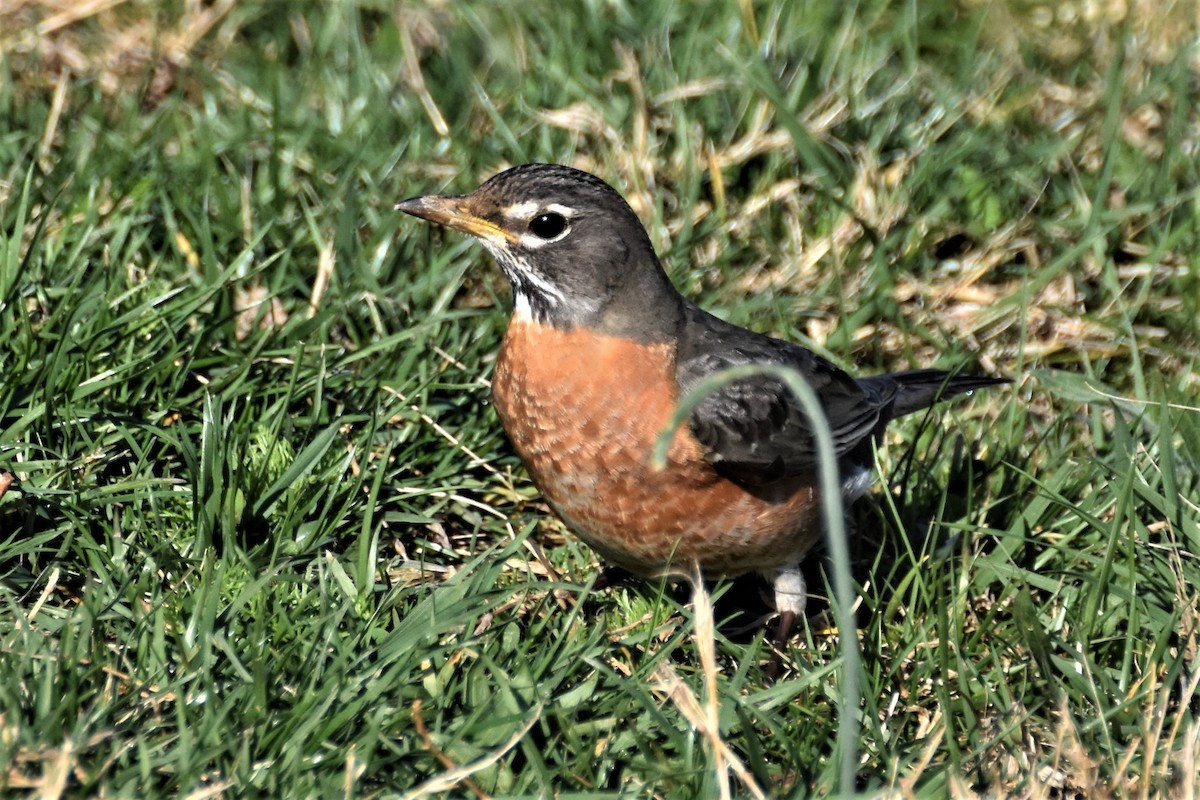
[1,1,1198,797]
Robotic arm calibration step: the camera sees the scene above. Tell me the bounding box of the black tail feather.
[858,369,1011,419]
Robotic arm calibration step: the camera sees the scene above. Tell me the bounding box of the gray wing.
[675,306,894,485]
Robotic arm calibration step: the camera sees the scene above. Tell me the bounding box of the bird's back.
[673,303,1008,487]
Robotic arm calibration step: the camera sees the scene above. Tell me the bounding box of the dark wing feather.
[675,306,891,485]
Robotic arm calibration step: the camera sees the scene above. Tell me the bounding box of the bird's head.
[398,163,682,339]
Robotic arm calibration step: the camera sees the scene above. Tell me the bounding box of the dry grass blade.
[650,567,768,800]
[401,700,543,800]
[308,240,335,319]
[410,699,488,800]
[34,0,128,36]
[2,0,236,102]
[180,780,237,800]
[382,387,504,478]
[651,660,767,800]
[397,9,448,138]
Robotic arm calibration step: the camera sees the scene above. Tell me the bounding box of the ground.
[1,1,1198,797]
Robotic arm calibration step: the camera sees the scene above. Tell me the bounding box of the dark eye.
[529,213,567,239]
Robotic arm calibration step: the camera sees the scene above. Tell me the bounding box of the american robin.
[398,163,1008,670]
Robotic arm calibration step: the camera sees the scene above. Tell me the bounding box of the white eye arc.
[514,203,575,248]
[504,203,578,247]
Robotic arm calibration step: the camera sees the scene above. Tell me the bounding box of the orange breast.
[491,317,822,577]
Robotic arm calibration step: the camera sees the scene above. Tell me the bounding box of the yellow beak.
[396,195,514,245]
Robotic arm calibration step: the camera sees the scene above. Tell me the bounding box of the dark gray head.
[398,163,684,340]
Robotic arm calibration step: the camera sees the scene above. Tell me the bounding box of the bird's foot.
[764,565,806,682]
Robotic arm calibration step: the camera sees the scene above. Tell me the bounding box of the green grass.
[2,0,1198,796]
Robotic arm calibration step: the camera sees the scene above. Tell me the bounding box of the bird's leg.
[764,564,806,681]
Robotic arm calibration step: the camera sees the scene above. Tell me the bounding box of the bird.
[398,163,1008,675]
